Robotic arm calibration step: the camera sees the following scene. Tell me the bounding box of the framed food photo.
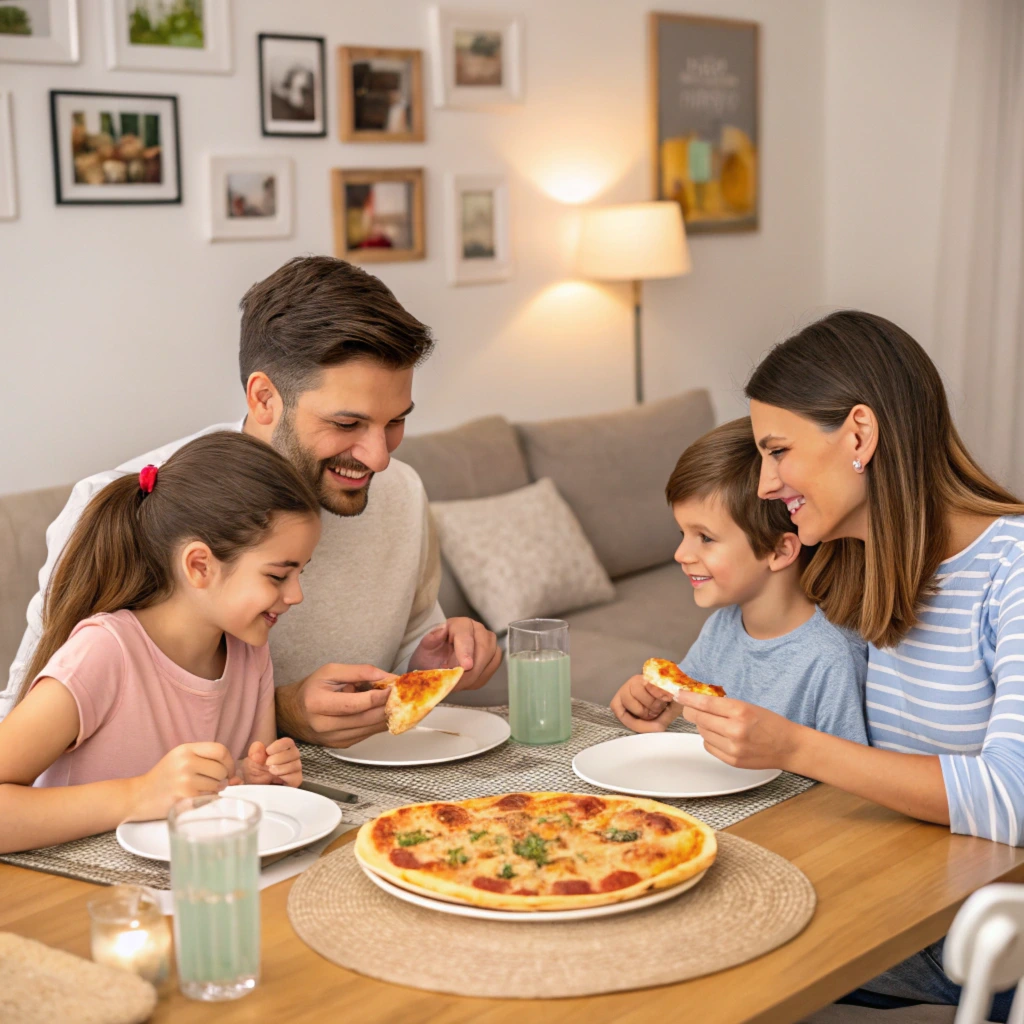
[332,168,424,264]
[0,0,78,64]
[102,0,231,73]
[50,90,181,205]
[206,155,292,241]
[258,33,326,137]
[427,6,523,109]
[445,173,510,285]
[649,12,759,234]
[338,46,424,143]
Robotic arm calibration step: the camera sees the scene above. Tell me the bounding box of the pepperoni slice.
[552,879,594,895]
[513,888,538,896]
[389,849,420,869]
[472,877,510,893]
[433,804,470,828]
[573,796,607,818]
[644,813,680,834]
[372,817,396,850]
[600,870,641,892]
[496,793,532,811]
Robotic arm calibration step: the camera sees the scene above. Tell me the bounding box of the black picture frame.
[50,89,182,206]
[258,33,327,138]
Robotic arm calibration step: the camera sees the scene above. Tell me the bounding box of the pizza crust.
[355,792,717,912]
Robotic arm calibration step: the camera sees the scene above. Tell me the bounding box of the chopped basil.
[537,813,573,827]
[512,832,552,867]
[499,862,516,880]
[600,827,641,843]
[468,829,489,843]
[576,853,589,862]
[446,847,469,866]
[396,829,434,847]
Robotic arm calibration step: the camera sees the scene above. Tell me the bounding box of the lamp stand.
[632,278,644,404]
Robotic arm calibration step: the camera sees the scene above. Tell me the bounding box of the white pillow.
[430,478,616,633]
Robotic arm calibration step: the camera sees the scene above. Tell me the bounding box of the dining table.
[4,781,1024,1023]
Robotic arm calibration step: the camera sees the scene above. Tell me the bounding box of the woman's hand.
[610,675,681,733]
[127,742,235,821]
[673,691,804,770]
[240,738,302,787]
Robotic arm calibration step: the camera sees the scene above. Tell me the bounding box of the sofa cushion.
[515,390,715,579]
[0,484,74,677]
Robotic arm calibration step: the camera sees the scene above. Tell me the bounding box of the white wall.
[0,0,827,494]
[823,0,960,348]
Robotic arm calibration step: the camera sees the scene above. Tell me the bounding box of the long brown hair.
[746,310,1024,648]
[20,431,320,701]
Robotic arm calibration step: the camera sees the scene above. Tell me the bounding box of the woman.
[674,310,1024,1013]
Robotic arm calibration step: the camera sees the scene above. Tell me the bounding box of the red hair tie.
[139,465,158,494]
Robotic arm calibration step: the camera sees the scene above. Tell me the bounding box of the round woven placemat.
[287,833,816,998]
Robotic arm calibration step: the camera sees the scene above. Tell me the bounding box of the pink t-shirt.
[32,609,275,788]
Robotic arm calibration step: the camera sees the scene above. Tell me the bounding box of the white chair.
[944,884,1024,1024]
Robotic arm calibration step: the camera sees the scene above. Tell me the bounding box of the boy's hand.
[239,738,303,787]
[611,675,682,733]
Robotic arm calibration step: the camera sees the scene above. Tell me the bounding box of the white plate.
[116,785,342,861]
[326,706,511,767]
[572,732,781,799]
[358,861,707,922]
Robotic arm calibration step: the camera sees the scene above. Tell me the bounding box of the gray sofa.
[0,390,714,707]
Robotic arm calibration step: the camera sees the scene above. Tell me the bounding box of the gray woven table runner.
[0,699,814,889]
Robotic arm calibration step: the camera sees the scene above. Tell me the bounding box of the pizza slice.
[373,667,465,734]
[642,658,725,698]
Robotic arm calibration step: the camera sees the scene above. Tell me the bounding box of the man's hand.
[275,663,394,748]
[408,618,501,691]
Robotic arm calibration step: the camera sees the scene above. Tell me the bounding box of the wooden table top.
[4,783,1024,1024]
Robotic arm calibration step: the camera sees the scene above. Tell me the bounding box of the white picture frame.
[0,0,78,64]
[103,0,232,74]
[428,7,523,109]
[0,93,17,220]
[446,173,511,285]
[206,155,293,241]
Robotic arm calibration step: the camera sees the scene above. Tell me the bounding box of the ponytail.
[20,431,319,701]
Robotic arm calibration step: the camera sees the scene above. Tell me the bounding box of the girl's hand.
[611,675,681,733]
[240,738,302,787]
[673,691,804,770]
[127,742,235,821]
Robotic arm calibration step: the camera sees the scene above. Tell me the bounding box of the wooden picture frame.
[332,167,425,263]
[258,33,327,138]
[649,12,760,234]
[338,46,424,143]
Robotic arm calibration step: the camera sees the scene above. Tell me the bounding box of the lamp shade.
[576,201,691,281]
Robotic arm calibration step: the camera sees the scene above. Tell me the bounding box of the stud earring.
[852,459,864,473]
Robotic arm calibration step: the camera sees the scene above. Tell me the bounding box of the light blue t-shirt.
[681,604,868,744]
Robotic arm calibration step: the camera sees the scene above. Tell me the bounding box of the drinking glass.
[169,795,261,1001]
[508,618,572,744]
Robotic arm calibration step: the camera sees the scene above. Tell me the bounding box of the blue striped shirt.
[866,515,1024,846]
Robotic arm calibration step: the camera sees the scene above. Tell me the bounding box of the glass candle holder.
[88,884,171,990]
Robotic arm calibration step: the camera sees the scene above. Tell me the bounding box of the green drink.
[169,796,261,1002]
[508,619,572,745]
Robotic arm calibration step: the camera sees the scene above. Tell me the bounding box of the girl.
[669,310,1024,1015]
[0,431,322,854]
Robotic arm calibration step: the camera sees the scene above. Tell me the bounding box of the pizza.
[372,667,464,734]
[355,791,716,911]
[643,658,726,698]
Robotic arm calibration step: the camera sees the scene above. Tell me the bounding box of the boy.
[611,417,867,743]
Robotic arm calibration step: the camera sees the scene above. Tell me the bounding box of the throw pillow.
[430,478,616,632]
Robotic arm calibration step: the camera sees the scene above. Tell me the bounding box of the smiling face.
[201,511,322,647]
[269,358,414,517]
[671,495,777,610]
[749,400,872,545]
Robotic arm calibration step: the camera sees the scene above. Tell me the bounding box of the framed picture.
[258,33,326,137]
[445,173,510,285]
[331,168,425,263]
[103,0,232,74]
[207,155,292,241]
[0,92,17,219]
[649,12,759,234]
[338,46,424,143]
[0,0,78,64]
[427,6,523,109]
[50,90,181,205]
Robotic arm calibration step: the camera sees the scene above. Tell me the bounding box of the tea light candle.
[88,885,171,989]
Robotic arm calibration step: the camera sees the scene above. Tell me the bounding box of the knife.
[300,779,360,804]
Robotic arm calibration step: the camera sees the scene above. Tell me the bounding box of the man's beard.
[272,411,373,517]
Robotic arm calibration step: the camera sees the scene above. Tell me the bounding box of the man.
[4,256,501,745]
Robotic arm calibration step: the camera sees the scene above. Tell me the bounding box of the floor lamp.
[576,201,691,404]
